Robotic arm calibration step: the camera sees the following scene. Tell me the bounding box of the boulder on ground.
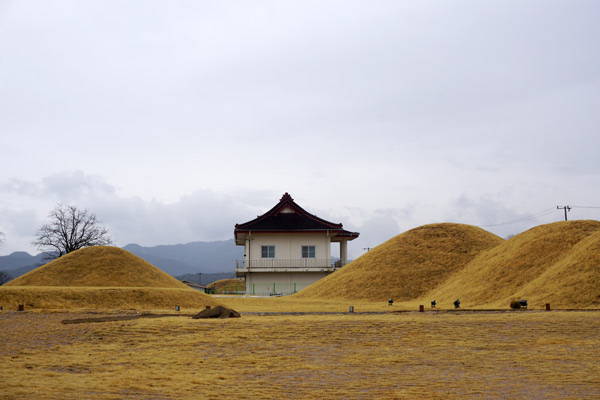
[191,305,240,319]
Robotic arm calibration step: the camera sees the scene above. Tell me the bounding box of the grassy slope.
[422,220,600,308]
[206,278,245,293]
[0,286,223,311]
[6,246,189,288]
[0,246,223,311]
[295,223,504,301]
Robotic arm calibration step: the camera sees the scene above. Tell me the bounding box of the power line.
[483,204,600,227]
[482,208,556,227]
[557,205,571,221]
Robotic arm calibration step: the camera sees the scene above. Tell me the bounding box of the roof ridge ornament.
[280,192,294,202]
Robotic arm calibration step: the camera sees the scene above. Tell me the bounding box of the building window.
[261,245,275,258]
[302,245,316,258]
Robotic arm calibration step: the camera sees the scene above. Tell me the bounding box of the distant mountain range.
[0,251,48,280]
[122,240,243,275]
[0,240,243,282]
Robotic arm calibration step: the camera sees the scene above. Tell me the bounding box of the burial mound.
[6,246,188,288]
[1,246,222,310]
[295,223,504,301]
[423,220,600,308]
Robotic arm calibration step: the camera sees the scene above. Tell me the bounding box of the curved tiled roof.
[234,193,358,238]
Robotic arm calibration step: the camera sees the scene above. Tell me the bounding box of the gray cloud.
[1,1,599,254]
[0,172,281,254]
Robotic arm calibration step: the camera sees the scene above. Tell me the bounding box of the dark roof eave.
[235,193,344,230]
[234,228,352,234]
[234,228,359,239]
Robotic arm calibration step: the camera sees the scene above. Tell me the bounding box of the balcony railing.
[236,259,351,271]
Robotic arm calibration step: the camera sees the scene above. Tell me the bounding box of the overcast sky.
[1,1,599,259]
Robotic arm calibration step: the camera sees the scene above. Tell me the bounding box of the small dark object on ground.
[511,299,528,310]
[519,300,528,309]
[388,298,393,306]
[191,305,240,319]
[431,300,436,308]
[453,299,460,309]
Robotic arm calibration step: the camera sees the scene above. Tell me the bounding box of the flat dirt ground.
[1,308,599,399]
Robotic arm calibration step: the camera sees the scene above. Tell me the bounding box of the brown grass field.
[1,302,599,399]
[1,221,599,398]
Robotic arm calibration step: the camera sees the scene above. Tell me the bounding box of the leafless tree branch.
[33,204,113,260]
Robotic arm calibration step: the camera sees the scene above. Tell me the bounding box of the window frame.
[261,245,275,258]
[301,245,316,259]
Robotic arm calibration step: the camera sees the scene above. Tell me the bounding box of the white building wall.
[240,232,335,295]
[245,271,331,295]
[245,233,331,262]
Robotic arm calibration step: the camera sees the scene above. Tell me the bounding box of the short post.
[546,303,551,311]
[252,283,255,296]
[419,305,424,312]
[349,306,354,313]
[273,283,276,294]
[175,305,180,311]
[18,304,24,311]
[293,282,296,293]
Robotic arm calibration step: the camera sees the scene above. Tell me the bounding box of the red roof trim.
[235,229,359,236]
[235,192,345,230]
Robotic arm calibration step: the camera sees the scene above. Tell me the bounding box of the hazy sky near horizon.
[1,1,599,259]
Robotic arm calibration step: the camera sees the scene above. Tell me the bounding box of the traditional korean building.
[234,193,359,295]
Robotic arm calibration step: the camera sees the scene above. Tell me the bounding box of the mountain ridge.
[0,239,242,279]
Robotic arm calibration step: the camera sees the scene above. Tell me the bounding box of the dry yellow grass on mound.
[206,278,245,294]
[423,220,600,309]
[6,246,188,288]
[295,223,503,302]
[0,246,223,311]
[0,286,222,312]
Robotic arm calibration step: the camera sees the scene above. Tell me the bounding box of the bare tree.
[0,270,13,285]
[33,204,114,260]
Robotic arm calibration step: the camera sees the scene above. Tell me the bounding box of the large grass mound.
[295,223,504,301]
[206,278,245,294]
[423,220,600,309]
[1,246,222,311]
[6,246,188,288]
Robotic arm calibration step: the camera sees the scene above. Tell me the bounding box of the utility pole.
[557,205,571,221]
